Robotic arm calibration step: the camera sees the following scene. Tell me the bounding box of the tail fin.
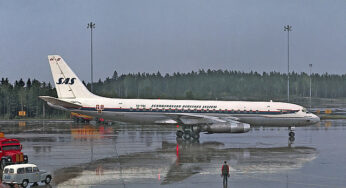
[48,55,95,99]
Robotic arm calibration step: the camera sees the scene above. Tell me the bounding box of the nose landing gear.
[288,126,295,142]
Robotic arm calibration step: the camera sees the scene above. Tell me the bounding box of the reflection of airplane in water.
[53,140,316,187]
[40,55,320,140]
[163,140,316,184]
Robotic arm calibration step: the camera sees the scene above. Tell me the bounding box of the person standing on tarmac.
[221,161,230,187]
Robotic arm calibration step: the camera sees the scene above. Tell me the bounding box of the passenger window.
[17,168,25,174]
[9,169,14,174]
[33,167,39,172]
[4,169,9,174]
[25,167,33,173]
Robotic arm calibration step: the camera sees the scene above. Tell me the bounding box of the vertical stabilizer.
[48,55,95,99]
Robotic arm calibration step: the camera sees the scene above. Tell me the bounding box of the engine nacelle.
[201,122,251,133]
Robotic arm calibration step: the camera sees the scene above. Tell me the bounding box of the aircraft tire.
[192,133,200,140]
[183,131,191,140]
[176,131,183,138]
[289,132,295,137]
[289,136,295,142]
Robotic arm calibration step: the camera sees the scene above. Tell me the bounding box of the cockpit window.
[302,108,309,113]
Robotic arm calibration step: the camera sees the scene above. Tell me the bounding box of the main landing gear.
[288,126,295,142]
[176,125,200,141]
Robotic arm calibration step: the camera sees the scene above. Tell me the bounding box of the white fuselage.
[59,97,320,127]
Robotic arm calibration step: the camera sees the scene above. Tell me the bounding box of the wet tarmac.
[0,120,346,188]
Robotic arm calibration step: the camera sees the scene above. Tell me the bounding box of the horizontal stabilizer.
[39,96,82,109]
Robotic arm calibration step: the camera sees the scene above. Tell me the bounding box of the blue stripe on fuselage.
[78,107,298,115]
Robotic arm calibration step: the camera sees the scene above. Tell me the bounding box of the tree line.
[92,69,346,100]
[1,69,345,119]
[0,78,65,119]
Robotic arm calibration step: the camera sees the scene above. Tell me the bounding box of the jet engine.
[201,122,251,133]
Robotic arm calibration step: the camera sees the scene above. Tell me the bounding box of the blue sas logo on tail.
[56,78,76,85]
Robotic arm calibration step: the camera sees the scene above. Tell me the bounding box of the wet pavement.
[0,120,346,188]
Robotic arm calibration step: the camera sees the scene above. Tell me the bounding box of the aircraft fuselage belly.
[72,109,313,127]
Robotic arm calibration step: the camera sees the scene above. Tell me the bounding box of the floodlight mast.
[284,25,292,102]
[87,22,95,92]
[309,64,312,110]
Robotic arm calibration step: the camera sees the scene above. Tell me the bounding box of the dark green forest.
[1,69,346,119]
[93,70,346,100]
[0,78,63,119]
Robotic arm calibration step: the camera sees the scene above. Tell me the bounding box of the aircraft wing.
[39,96,82,109]
[160,113,241,125]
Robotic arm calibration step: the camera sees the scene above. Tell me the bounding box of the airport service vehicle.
[40,55,320,140]
[71,112,107,124]
[71,112,93,123]
[0,137,28,169]
[2,164,52,188]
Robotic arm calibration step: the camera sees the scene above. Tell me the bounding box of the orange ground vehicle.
[70,112,105,124]
[71,112,93,123]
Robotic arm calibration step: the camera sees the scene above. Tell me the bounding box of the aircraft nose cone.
[311,114,320,124]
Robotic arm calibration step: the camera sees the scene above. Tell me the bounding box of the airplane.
[39,55,320,140]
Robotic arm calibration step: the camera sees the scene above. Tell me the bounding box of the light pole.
[284,25,292,102]
[309,64,312,110]
[87,22,95,92]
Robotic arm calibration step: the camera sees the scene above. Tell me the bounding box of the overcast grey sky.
[1,0,346,83]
